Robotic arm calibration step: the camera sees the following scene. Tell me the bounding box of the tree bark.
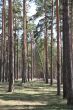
[56,0,61,95]
[63,0,73,104]
[16,35,19,80]
[22,0,27,83]
[44,0,49,84]
[8,0,14,92]
[50,0,53,85]
[62,0,68,98]
[2,0,6,82]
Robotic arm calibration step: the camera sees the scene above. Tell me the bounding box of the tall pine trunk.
[63,0,67,98]
[63,0,73,104]
[16,35,19,80]
[14,17,17,80]
[27,40,29,81]
[2,0,6,82]
[22,0,27,83]
[44,0,48,84]
[56,0,61,95]
[31,32,34,80]
[8,0,14,92]
[50,0,53,85]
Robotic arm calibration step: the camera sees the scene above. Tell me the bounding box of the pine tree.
[8,0,14,92]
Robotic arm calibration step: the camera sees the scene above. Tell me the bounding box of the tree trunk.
[63,0,73,104]
[56,0,61,95]
[31,33,33,81]
[62,0,67,98]
[0,59,1,81]
[44,0,49,84]
[2,0,6,82]
[8,0,14,92]
[5,41,9,82]
[16,35,19,80]
[67,0,73,105]
[27,36,29,81]
[50,0,53,85]
[26,18,29,82]
[14,32,16,80]
[22,0,27,83]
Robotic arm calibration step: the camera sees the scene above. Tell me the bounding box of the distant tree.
[22,0,27,83]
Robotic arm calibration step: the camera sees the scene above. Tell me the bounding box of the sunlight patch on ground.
[15,88,50,95]
[14,83,51,95]
[0,99,47,106]
[0,80,72,110]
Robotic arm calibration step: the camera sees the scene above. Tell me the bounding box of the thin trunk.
[14,32,16,80]
[0,58,1,81]
[44,0,48,84]
[60,19,63,84]
[13,0,16,80]
[56,0,61,95]
[31,32,33,80]
[50,0,53,85]
[27,41,29,81]
[2,0,5,82]
[5,41,9,82]
[26,19,29,81]
[17,36,19,80]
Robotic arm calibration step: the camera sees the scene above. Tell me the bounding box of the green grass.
[0,80,73,110]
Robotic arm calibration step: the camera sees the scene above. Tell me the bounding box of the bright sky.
[0,1,56,37]
[27,2,44,25]
[0,1,37,34]
[27,2,36,17]
[27,1,56,37]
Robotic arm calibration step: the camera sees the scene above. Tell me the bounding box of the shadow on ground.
[0,81,73,110]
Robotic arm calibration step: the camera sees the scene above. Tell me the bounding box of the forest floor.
[0,79,73,110]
